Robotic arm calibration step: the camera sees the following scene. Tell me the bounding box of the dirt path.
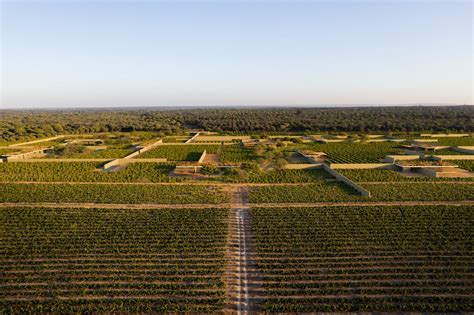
[225,187,260,314]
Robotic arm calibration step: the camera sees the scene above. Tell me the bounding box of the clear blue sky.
[1,0,472,108]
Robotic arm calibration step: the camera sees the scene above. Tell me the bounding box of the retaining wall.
[420,133,470,138]
[384,155,421,163]
[3,148,51,161]
[322,164,371,197]
[432,155,474,161]
[9,135,65,147]
[185,133,200,143]
[198,150,207,164]
[452,146,474,154]
[284,164,323,170]
[329,163,393,169]
[195,135,251,141]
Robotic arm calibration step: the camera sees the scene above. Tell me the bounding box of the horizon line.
[2,103,473,110]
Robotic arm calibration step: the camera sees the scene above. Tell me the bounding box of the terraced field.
[251,205,474,312]
[0,207,228,313]
[1,131,473,313]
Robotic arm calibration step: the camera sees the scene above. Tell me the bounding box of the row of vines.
[0,207,228,312]
[251,205,474,312]
[0,183,229,204]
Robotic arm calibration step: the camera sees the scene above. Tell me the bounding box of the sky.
[0,0,472,108]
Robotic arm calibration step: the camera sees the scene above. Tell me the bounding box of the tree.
[275,158,288,170]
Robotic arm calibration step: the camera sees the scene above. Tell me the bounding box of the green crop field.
[338,168,474,182]
[249,182,361,203]
[251,205,474,312]
[433,137,474,146]
[137,145,220,160]
[0,162,180,183]
[249,182,474,203]
[246,168,333,183]
[363,183,474,201]
[451,160,474,172]
[0,148,19,155]
[219,144,257,162]
[0,207,228,313]
[0,107,473,313]
[309,142,403,163]
[0,183,229,204]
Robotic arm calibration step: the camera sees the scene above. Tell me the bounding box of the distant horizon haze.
[1,1,472,108]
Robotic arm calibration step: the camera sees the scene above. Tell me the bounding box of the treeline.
[0,106,472,142]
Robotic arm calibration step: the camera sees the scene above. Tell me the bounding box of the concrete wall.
[195,135,251,141]
[413,139,438,143]
[384,155,421,163]
[185,133,200,143]
[198,150,207,164]
[284,164,323,170]
[4,148,50,161]
[420,133,470,138]
[453,146,474,154]
[432,155,474,161]
[9,135,65,147]
[102,159,121,169]
[322,164,371,197]
[329,163,393,169]
[122,150,142,159]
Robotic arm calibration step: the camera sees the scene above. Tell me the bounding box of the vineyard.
[362,183,474,201]
[248,182,474,203]
[0,207,228,313]
[246,169,333,183]
[433,136,474,146]
[219,144,258,162]
[309,142,402,163]
[0,130,473,313]
[0,148,19,155]
[251,205,474,312]
[137,145,220,160]
[338,169,474,182]
[426,149,468,156]
[248,182,361,203]
[0,162,180,183]
[0,183,229,204]
[451,160,474,172]
[56,146,136,159]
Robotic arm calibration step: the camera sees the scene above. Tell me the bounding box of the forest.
[0,106,473,142]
